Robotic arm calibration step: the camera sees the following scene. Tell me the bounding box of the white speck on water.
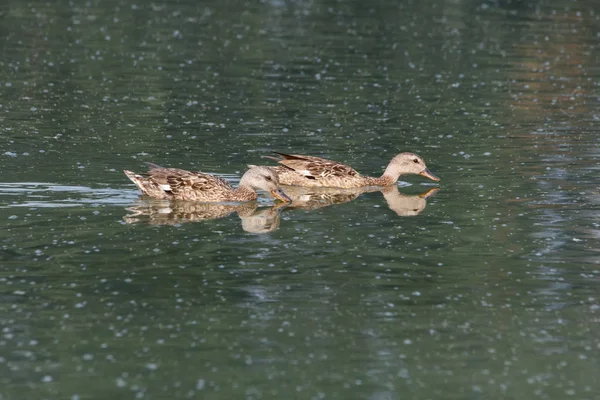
[83,353,94,361]
[412,291,421,296]
[31,107,37,112]
[13,290,26,295]
[196,379,205,390]
[4,152,17,158]
[42,375,53,383]
[315,73,321,80]
[72,395,80,400]
[483,152,491,156]
[146,363,158,370]
[403,339,412,345]
[116,377,127,387]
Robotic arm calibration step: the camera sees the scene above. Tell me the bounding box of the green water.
[1,0,599,399]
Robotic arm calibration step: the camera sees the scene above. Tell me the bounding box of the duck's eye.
[413,159,419,164]
[263,175,272,181]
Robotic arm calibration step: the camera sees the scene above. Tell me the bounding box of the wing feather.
[165,171,233,198]
[273,152,360,180]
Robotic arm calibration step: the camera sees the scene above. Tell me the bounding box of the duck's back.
[155,169,235,201]
[272,153,366,188]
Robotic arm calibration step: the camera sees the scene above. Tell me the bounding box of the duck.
[262,152,440,188]
[124,163,292,203]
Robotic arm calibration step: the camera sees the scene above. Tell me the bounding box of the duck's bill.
[419,187,440,199]
[271,189,292,203]
[419,168,440,182]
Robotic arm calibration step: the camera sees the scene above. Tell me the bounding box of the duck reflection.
[123,200,282,233]
[380,186,439,216]
[281,185,439,216]
[123,186,438,233]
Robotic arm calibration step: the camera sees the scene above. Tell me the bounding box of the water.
[1,0,600,399]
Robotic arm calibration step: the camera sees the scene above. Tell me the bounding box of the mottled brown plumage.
[263,152,440,188]
[124,163,291,203]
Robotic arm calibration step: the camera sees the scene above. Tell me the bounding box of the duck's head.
[384,153,440,182]
[240,166,292,203]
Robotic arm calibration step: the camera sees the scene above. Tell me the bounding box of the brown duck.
[263,152,440,188]
[124,163,292,203]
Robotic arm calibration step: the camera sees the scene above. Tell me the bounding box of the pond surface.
[1,0,600,399]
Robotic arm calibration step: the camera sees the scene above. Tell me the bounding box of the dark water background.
[1,0,599,399]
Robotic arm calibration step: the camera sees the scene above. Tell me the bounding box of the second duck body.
[263,152,440,188]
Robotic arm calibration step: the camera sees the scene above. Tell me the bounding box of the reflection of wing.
[381,186,439,216]
[123,200,281,233]
[281,186,372,210]
[123,200,255,225]
[280,185,439,216]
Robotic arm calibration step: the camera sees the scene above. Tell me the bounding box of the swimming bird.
[124,163,292,203]
[262,152,440,188]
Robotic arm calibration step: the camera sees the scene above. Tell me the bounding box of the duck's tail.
[261,154,283,162]
[144,162,164,170]
[124,170,169,199]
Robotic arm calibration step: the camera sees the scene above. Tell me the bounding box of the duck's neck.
[363,175,395,186]
[233,185,257,201]
[382,161,406,182]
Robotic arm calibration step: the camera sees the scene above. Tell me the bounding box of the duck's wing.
[271,152,360,180]
[148,168,233,198]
